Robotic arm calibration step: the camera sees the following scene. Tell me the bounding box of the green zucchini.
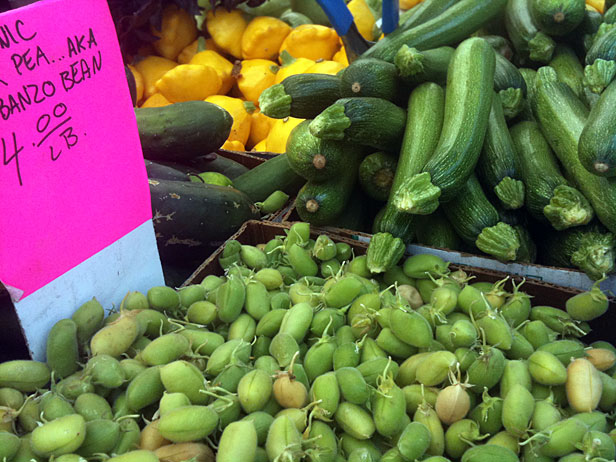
[295,157,360,226]
[586,23,616,64]
[477,92,525,210]
[504,0,556,64]
[480,34,515,59]
[394,38,495,214]
[549,45,585,99]
[309,97,407,152]
[563,8,603,55]
[396,0,460,30]
[518,67,538,120]
[514,225,537,263]
[258,73,342,119]
[538,223,616,279]
[136,101,233,162]
[394,45,454,86]
[441,174,521,261]
[584,25,616,93]
[529,0,586,36]
[339,58,401,102]
[494,52,528,119]
[363,0,507,62]
[532,66,616,234]
[358,152,398,202]
[606,5,616,24]
[375,82,445,241]
[510,120,593,230]
[578,80,616,177]
[150,179,259,264]
[286,120,356,183]
[414,209,461,250]
[233,153,304,202]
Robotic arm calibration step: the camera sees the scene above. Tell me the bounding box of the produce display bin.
[182,220,615,344]
[280,202,616,293]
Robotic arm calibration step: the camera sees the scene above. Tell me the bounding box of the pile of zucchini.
[258,0,616,281]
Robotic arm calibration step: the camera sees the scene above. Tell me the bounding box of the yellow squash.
[205,95,253,146]
[133,56,177,99]
[151,4,198,60]
[265,117,303,154]
[400,0,424,9]
[221,140,246,152]
[189,50,235,94]
[155,64,221,103]
[304,60,346,75]
[274,52,315,84]
[347,0,376,41]
[333,46,350,66]
[248,110,273,149]
[586,0,604,12]
[235,59,279,105]
[206,8,248,59]
[252,138,268,152]
[140,93,172,108]
[242,16,292,60]
[127,64,144,104]
[278,24,340,62]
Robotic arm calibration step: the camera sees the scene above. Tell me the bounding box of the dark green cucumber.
[358,152,398,202]
[145,160,189,181]
[286,120,356,183]
[362,0,507,62]
[477,92,525,210]
[518,67,538,120]
[532,66,616,234]
[442,174,521,261]
[504,0,557,64]
[510,120,593,230]
[375,82,445,241]
[494,52,528,119]
[578,80,616,177]
[414,209,461,250]
[136,101,233,162]
[295,156,360,226]
[258,73,342,119]
[233,154,304,202]
[538,223,616,279]
[150,179,259,264]
[394,46,454,86]
[394,38,495,214]
[549,45,585,99]
[339,58,401,102]
[279,10,312,28]
[185,154,250,180]
[396,0,460,30]
[309,97,407,152]
[529,0,586,36]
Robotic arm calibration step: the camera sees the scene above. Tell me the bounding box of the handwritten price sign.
[0,0,154,301]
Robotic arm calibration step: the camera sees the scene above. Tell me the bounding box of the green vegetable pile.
[1,222,615,462]
[257,0,616,281]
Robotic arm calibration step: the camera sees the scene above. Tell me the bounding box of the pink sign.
[0,0,152,300]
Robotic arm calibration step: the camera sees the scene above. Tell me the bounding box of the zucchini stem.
[543,185,594,231]
[309,104,351,141]
[494,177,525,210]
[258,83,292,119]
[393,172,441,215]
[583,59,616,95]
[528,32,556,63]
[571,232,616,280]
[476,222,520,262]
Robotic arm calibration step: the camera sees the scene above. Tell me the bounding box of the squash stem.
[393,172,441,215]
[543,185,594,231]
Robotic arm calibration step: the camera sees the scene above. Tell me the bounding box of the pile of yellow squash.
[127,0,382,153]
